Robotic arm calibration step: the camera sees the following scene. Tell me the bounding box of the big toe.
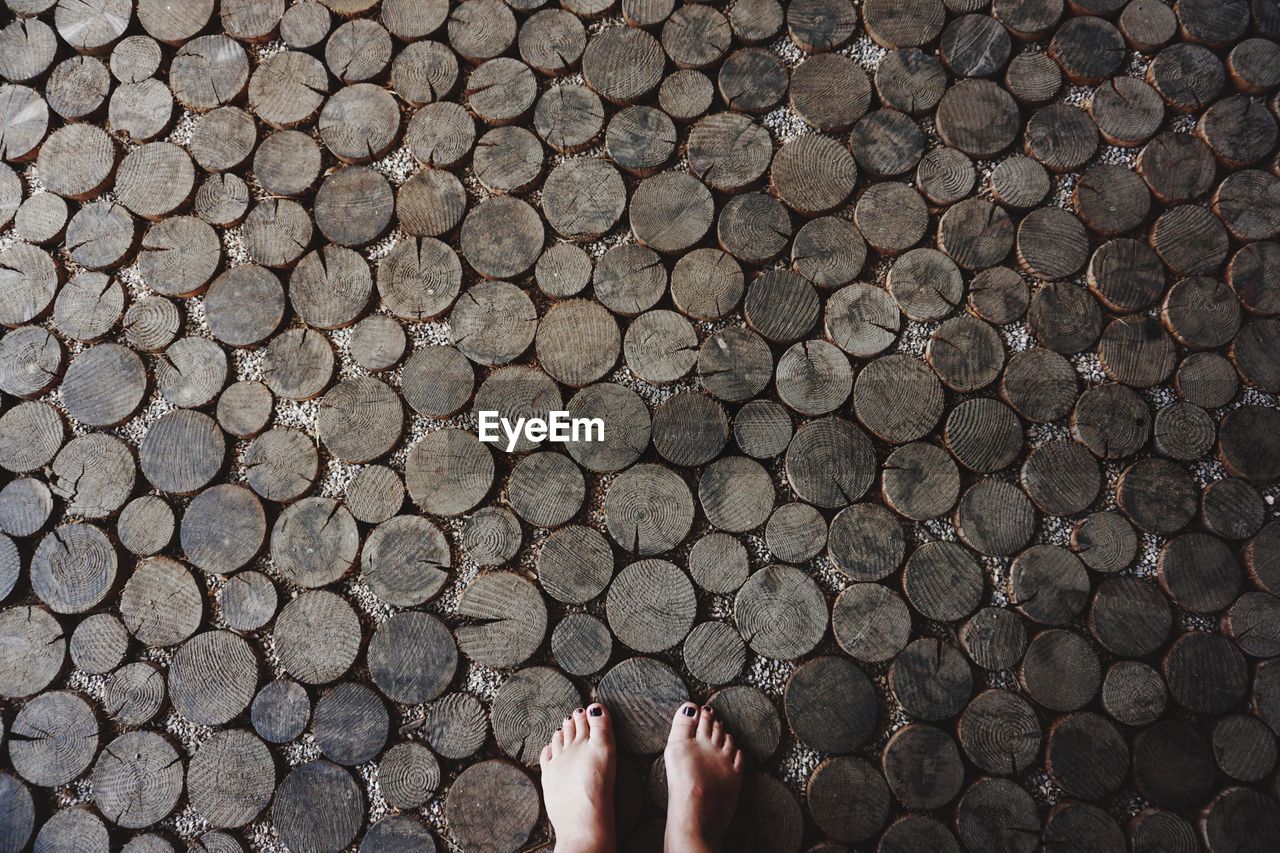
[586,703,612,742]
[668,702,699,744]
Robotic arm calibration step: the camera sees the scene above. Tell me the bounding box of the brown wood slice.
[832,582,912,664]
[734,563,827,659]
[958,689,1041,776]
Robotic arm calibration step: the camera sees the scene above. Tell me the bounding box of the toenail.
[703,706,714,715]
[682,706,697,717]
[589,707,603,716]
[575,707,584,714]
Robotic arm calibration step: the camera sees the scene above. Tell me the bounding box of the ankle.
[664,825,718,853]
[554,825,615,853]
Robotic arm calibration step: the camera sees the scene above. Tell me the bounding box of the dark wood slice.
[902,540,983,622]
[0,604,65,698]
[603,463,694,555]
[875,48,946,117]
[1247,521,1280,594]
[1198,93,1278,168]
[1070,382,1151,460]
[253,130,321,196]
[1044,712,1128,800]
[957,689,1040,776]
[832,582,911,664]
[705,684,781,765]
[48,433,133,520]
[967,266,1028,326]
[734,563,827,659]
[91,731,183,829]
[507,452,584,529]
[460,195,543,280]
[889,638,973,721]
[272,761,364,853]
[1086,238,1165,314]
[628,171,714,254]
[683,621,746,686]
[1074,163,1152,238]
[1017,207,1090,281]
[784,0,856,50]
[1101,660,1167,726]
[64,201,136,271]
[535,243,592,298]
[1089,576,1173,657]
[721,773,803,853]
[769,134,857,215]
[543,158,625,241]
[1010,543,1089,626]
[260,328,335,402]
[168,630,258,725]
[470,365,561,454]
[1146,42,1225,113]
[880,816,961,853]
[623,310,697,385]
[789,53,871,132]
[1072,511,1138,574]
[30,523,117,615]
[192,172,249,228]
[1176,350,1238,409]
[247,49,329,128]
[855,182,927,256]
[492,666,580,765]
[475,125,544,195]
[594,657,688,754]
[15,191,67,246]
[824,283,898,359]
[699,455,774,534]
[349,313,403,371]
[0,401,64,475]
[180,484,265,576]
[732,401,792,462]
[886,248,963,320]
[854,353,945,445]
[828,504,905,581]
[405,101,474,169]
[660,3,730,70]
[450,280,537,366]
[1163,630,1248,714]
[1132,719,1216,808]
[592,243,666,318]
[0,327,61,400]
[1151,204,1230,277]
[806,757,889,844]
[1019,628,1100,712]
[1231,321,1280,396]
[882,724,964,810]
[1047,15,1126,84]
[243,427,318,503]
[1089,77,1164,148]
[990,0,1063,39]
[1117,457,1199,535]
[102,661,164,725]
[379,742,440,810]
[376,237,462,321]
[580,24,664,105]
[1098,315,1176,388]
[775,339,852,416]
[1002,53,1063,111]
[313,166,394,248]
[1202,478,1265,542]
[718,193,792,265]
[850,110,925,178]
[1137,130,1216,205]
[765,503,827,563]
[116,495,175,559]
[455,571,547,669]
[219,570,276,632]
[517,8,584,75]
[314,682,389,765]
[445,761,539,853]
[315,376,403,464]
[1153,400,1216,461]
[696,326,774,402]
[1043,803,1125,853]
[532,85,603,154]
[187,730,274,829]
[251,679,310,744]
[860,0,945,48]
[716,47,788,114]
[935,78,1020,158]
[988,157,1050,213]
[8,690,99,787]
[955,777,1039,853]
[1201,787,1280,853]
[565,383,652,473]
[1214,169,1280,242]
[937,198,1012,272]
[607,559,696,653]
[788,650,880,753]
[687,532,749,594]
[743,270,820,344]
[785,417,876,508]
[317,84,399,164]
[1118,0,1177,50]
[1130,809,1198,853]
[242,198,313,269]
[940,13,1011,79]
[793,217,866,291]
[651,391,728,468]
[399,347,473,420]
[600,106,674,178]
[551,613,613,677]
[271,497,360,589]
[926,315,1004,393]
[0,477,52,539]
[462,505,520,566]
[1211,714,1278,782]
[658,68,714,124]
[275,590,362,686]
[959,606,1027,671]
[1227,36,1280,95]
[955,479,1035,556]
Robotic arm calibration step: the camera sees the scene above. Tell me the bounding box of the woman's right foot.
[663,703,744,853]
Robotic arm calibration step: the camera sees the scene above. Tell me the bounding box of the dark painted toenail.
[590,707,603,717]
[682,706,697,717]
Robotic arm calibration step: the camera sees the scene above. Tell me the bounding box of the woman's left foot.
[540,703,617,853]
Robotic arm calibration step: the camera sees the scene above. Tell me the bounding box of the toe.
[711,720,725,748]
[732,749,744,772]
[696,706,714,740]
[551,729,564,754]
[563,714,577,742]
[722,733,736,755]
[586,703,610,740]
[539,744,553,766]
[571,708,588,741]
[668,702,699,743]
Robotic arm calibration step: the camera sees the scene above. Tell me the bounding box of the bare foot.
[663,703,744,853]
[540,704,617,853]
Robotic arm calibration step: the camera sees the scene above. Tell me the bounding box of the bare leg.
[539,704,617,853]
[663,703,744,853]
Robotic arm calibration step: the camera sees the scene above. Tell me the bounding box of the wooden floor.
[0,0,1279,851]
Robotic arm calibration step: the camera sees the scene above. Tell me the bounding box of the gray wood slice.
[118,555,202,647]
[551,612,613,676]
[378,742,440,810]
[91,730,183,829]
[832,582,911,664]
[455,571,546,669]
[606,559,696,653]
[168,630,259,726]
[444,760,539,853]
[594,657,689,753]
[250,679,310,744]
[103,661,165,725]
[786,655,878,754]
[30,523,117,615]
[219,571,277,632]
[272,761,364,853]
[367,609,456,704]
[492,666,580,765]
[315,682,389,765]
[273,590,362,686]
[0,605,65,699]
[604,463,694,555]
[683,621,746,685]
[8,689,99,787]
[735,563,827,659]
[187,729,275,828]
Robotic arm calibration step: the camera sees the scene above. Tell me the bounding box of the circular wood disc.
[786,655,877,753]
[91,731,183,829]
[604,463,694,555]
[455,571,547,669]
[785,417,876,508]
[445,761,539,853]
[273,761,363,853]
[958,689,1041,776]
[833,582,911,664]
[594,657,688,754]
[1019,629,1101,712]
[551,613,613,677]
[368,610,455,703]
[168,630,259,726]
[883,724,965,810]
[734,563,827,659]
[493,666,580,765]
